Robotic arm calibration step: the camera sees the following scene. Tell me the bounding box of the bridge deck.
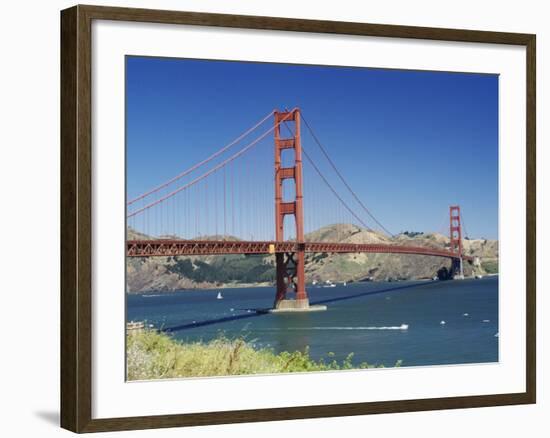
[127,239,472,260]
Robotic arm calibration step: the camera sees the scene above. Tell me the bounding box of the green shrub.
[126,330,393,380]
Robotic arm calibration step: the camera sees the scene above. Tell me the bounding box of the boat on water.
[323,280,336,288]
[216,292,223,300]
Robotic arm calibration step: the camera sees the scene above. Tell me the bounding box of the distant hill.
[126,225,498,293]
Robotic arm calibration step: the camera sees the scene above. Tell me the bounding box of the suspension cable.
[301,113,394,236]
[460,210,470,239]
[127,110,275,206]
[302,148,373,232]
[280,117,373,232]
[127,109,296,218]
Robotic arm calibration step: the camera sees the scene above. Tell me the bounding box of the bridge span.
[126,239,473,261]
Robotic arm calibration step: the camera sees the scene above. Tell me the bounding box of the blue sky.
[126,56,498,240]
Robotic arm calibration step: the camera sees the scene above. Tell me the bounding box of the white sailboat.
[216,291,223,300]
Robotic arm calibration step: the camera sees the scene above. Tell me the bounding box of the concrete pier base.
[269,298,327,313]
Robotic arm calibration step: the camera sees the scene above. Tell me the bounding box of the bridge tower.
[273,108,309,310]
[449,205,464,279]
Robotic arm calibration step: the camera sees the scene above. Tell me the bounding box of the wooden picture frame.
[61,4,536,433]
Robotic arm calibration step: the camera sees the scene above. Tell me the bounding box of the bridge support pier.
[272,250,324,312]
[451,257,464,280]
[275,252,308,305]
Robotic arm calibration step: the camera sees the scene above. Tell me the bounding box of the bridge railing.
[126,239,470,260]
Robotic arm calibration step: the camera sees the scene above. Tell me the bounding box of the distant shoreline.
[127,275,499,295]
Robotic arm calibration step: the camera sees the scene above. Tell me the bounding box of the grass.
[127,329,392,380]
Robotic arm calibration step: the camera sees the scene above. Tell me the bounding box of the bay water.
[127,276,498,367]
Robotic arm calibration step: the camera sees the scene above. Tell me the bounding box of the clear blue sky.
[126,56,498,240]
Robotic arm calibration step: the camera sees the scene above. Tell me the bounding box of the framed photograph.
[60,4,536,433]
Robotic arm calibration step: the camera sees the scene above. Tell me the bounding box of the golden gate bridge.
[127,108,472,312]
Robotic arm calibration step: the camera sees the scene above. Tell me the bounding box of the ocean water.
[126,276,499,367]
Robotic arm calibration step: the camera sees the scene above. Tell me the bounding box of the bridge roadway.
[127,239,473,261]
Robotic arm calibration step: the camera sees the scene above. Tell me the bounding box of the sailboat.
[216,291,223,300]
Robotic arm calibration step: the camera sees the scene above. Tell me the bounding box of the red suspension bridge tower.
[273,108,314,310]
[449,205,465,279]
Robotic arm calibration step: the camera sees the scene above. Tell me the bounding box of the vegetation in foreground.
[127,329,392,380]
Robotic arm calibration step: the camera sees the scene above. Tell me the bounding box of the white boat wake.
[287,324,409,331]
